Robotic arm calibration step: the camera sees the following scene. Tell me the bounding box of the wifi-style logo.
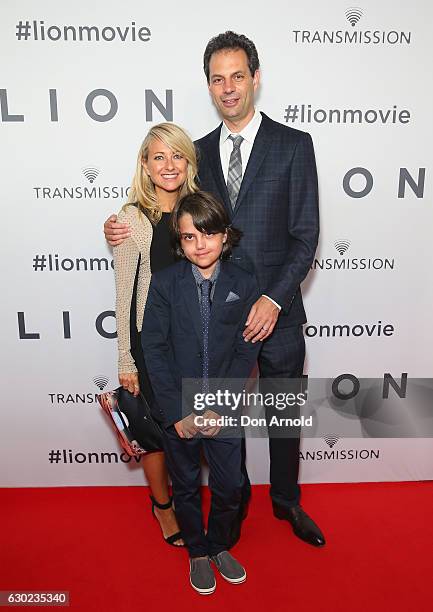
[345,7,363,27]
[324,435,339,448]
[93,375,109,391]
[82,166,100,184]
[334,239,351,256]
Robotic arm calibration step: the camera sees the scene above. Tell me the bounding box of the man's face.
[208,49,259,127]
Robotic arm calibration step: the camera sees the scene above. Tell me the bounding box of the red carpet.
[1,483,432,611]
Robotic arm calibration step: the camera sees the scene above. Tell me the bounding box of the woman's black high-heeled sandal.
[150,495,184,547]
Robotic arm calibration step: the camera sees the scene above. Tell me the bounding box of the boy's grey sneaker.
[189,556,216,595]
[210,551,247,584]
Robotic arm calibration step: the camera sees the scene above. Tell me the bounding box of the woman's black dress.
[130,212,175,402]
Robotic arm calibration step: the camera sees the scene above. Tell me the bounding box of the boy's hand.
[199,410,222,437]
[243,296,279,343]
[174,414,199,439]
[104,214,131,246]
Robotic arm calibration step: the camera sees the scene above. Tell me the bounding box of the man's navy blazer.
[141,259,260,428]
[195,112,319,326]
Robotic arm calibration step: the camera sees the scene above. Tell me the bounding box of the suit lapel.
[179,264,203,347]
[203,125,232,217]
[233,113,272,217]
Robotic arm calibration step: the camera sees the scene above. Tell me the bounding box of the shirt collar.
[191,260,221,285]
[220,108,262,146]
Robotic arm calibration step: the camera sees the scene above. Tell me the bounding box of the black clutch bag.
[98,386,163,456]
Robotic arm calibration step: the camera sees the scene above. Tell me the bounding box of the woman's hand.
[119,372,140,396]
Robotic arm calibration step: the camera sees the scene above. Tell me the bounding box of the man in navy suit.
[104,31,324,547]
[197,32,324,547]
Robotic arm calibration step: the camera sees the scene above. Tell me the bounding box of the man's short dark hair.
[203,31,260,82]
[171,191,242,259]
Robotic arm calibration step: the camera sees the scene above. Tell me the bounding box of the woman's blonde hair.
[125,123,199,224]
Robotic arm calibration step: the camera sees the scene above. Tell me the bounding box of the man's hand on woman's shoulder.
[104,213,131,247]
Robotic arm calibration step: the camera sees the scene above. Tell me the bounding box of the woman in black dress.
[112,123,199,546]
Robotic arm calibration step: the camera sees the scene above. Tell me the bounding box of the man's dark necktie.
[227,135,244,209]
[201,279,211,393]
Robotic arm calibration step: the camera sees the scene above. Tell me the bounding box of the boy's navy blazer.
[142,259,260,428]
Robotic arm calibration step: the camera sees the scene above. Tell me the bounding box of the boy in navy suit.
[142,191,260,594]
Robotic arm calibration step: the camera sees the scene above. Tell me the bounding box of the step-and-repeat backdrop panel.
[1,0,432,486]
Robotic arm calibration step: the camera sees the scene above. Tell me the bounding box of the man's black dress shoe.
[272,503,326,547]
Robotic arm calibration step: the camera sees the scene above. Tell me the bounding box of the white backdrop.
[1,0,432,487]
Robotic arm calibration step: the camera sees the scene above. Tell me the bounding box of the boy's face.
[179,213,227,278]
